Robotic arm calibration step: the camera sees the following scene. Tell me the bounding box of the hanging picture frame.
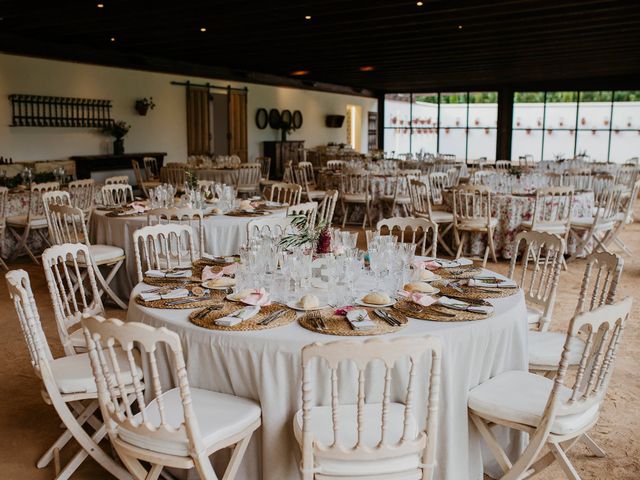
[268,109,281,129]
[293,110,303,129]
[255,108,268,129]
[280,109,292,128]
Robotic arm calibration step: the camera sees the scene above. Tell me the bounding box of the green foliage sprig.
[279,213,328,250]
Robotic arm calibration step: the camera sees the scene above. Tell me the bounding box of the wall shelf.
[9,94,113,128]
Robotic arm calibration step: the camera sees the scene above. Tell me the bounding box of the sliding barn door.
[228,90,248,161]
[186,86,210,155]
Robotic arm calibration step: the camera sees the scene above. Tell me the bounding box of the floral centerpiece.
[279,214,331,254]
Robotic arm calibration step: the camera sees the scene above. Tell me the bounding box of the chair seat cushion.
[293,403,420,476]
[468,370,599,436]
[520,221,568,235]
[571,217,614,230]
[69,328,87,349]
[457,218,498,230]
[430,211,454,223]
[342,193,368,203]
[89,244,125,263]
[306,190,326,201]
[50,349,141,395]
[7,215,48,228]
[119,388,261,457]
[528,331,585,367]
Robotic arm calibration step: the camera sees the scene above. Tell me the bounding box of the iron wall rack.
[9,94,113,128]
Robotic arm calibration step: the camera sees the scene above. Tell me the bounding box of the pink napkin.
[398,290,437,306]
[239,288,271,306]
[412,260,441,271]
[201,264,238,281]
[129,201,148,213]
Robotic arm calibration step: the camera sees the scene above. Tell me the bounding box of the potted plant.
[135,97,156,116]
[102,120,131,155]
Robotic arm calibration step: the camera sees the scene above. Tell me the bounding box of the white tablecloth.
[90,209,286,300]
[127,273,528,480]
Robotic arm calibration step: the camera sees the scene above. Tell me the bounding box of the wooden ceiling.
[1,0,639,94]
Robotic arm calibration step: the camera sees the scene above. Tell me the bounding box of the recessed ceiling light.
[200,27,207,32]
[304,15,312,20]
[416,1,423,6]
[359,66,375,72]
[110,37,115,42]
[291,70,310,76]
[97,3,104,8]
[458,25,463,29]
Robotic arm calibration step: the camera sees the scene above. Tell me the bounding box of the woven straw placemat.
[435,282,518,299]
[135,288,226,309]
[438,265,483,279]
[189,303,296,331]
[142,258,236,286]
[393,299,490,322]
[105,211,145,218]
[298,308,407,336]
[225,210,270,217]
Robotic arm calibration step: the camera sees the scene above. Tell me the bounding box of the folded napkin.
[237,288,271,306]
[412,260,441,271]
[398,290,437,307]
[201,264,238,281]
[139,288,189,302]
[346,309,376,330]
[433,258,474,268]
[438,296,493,314]
[128,201,149,214]
[215,305,260,327]
[145,269,193,278]
[468,277,518,289]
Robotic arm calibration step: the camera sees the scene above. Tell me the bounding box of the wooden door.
[228,90,248,161]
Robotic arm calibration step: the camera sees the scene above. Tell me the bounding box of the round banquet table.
[127,270,528,480]
[442,190,595,258]
[90,208,286,301]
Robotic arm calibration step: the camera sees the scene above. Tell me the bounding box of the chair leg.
[581,433,606,458]
[145,464,164,480]
[95,260,127,309]
[548,442,581,480]
[469,413,512,474]
[222,434,253,480]
[117,451,149,480]
[482,244,490,268]
[487,228,498,263]
[193,453,219,480]
[341,204,349,229]
[438,223,455,257]
[455,232,466,260]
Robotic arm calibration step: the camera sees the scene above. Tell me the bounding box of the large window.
[383,92,498,161]
[511,91,640,162]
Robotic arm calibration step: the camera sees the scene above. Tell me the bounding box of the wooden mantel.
[70,152,166,179]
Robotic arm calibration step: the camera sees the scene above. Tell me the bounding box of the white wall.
[0,53,377,163]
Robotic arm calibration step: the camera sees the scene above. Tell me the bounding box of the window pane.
[411,93,439,154]
[438,126,467,159]
[609,130,640,163]
[512,129,543,161]
[543,129,575,160]
[384,94,411,128]
[513,92,545,130]
[545,91,577,130]
[468,92,497,128]
[467,128,497,160]
[576,130,610,162]
[440,92,468,128]
[384,128,410,156]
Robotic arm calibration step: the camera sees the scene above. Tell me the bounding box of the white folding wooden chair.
[521,187,574,249]
[468,297,632,480]
[495,160,511,172]
[602,179,640,255]
[101,184,134,207]
[105,175,129,185]
[562,170,592,191]
[508,231,565,332]
[294,336,442,480]
[381,169,420,217]
[236,163,262,197]
[147,207,208,259]
[160,166,187,191]
[82,316,262,480]
[269,182,302,206]
[326,160,346,171]
[68,179,95,229]
[317,190,339,226]
[377,216,438,256]
[41,243,105,355]
[6,269,137,480]
[7,181,60,264]
[247,216,292,243]
[47,204,127,309]
[428,172,449,206]
[42,190,72,243]
[408,179,455,256]
[132,159,160,198]
[133,224,197,283]
[0,186,8,270]
[340,171,372,228]
[452,185,498,267]
[295,164,326,202]
[143,157,160,181]
[288,201,318,230]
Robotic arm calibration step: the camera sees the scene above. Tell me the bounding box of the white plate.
[286,301,329,312]
[202,279,236,289]
[355,298,396,308]
[418,274,442,283]
[401,287,440,296]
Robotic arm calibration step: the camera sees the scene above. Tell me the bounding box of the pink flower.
[334,306,355,316]
[398,290,437,307]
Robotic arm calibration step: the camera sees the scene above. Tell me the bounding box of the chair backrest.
[495,160,511,171]
[105,175,129,185]
[471,170,494,184]
[29,182,60,218]
[255,156,271,180]
[288,201,318,230]
[247,216,292,242]
[269,182,302,206]
[408,179,434,219]
[132,159,145,189]
[428,172,449,205]
[236,163,262,189]
[102,184,134,207]
[530,187,574,232]
[42,190,71,236]
[317,190,339,226]
[298,161,316,185]
[47,204,89,246]
[545,297,631,426]
[562,170,592,191]
[300,337,441,475]
[508,231,565,331]
[615,166,638,191]
[82,316,206,456]
[42,243,103,355]
[340,171,370,198]
[452,185,493,227]
[133,224,196,283]
[143,157,159,179]
[160,166,186,190]
[0,186,7,229]
[147,207,205,259]
[6,269,53,374]
[377,216,438,256]
[68,179,95,213]
[593,185,626,225]
[326,160,346,171]
[576,251,623,315]
[446,167,460,187]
